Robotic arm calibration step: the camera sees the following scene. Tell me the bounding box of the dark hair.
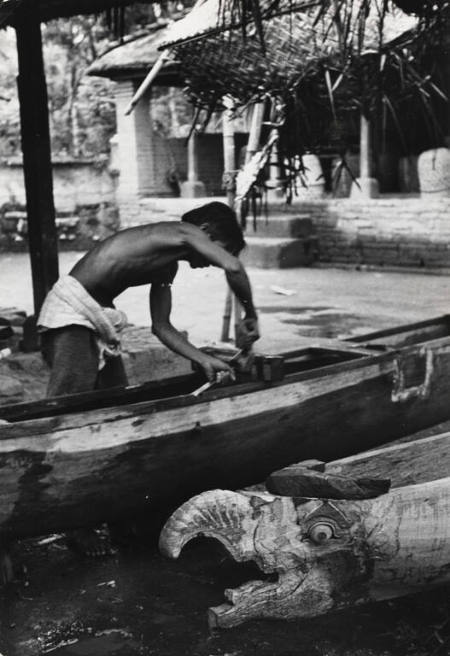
[182,202,246,254]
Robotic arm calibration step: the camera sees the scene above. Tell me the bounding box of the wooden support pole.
[220,101,265,342]
[124,52,171,116]
[222,103,236,209]
[220,102,237,342]
[15,7,59,316]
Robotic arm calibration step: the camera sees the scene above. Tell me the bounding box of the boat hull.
[2,321,450,540]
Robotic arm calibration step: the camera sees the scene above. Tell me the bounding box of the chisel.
[190,347,250,397]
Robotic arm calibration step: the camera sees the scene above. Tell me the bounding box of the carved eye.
[308,522,335,544]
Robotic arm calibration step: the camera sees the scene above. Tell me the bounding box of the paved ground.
[1,252,450,656]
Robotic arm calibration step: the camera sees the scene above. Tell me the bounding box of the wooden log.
[159,478,450,628]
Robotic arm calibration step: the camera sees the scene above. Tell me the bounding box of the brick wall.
[284,197,450,269]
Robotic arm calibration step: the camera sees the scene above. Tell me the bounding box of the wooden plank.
[159,479,450,627]
[15,7,59,315]
[266,466,390,498]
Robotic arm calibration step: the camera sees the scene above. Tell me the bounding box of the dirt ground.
[1,255,450,655]
[1,532,449,656]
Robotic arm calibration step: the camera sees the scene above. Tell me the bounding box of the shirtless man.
[38,201,259,555]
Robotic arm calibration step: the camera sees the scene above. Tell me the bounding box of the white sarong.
[37,275,128,368]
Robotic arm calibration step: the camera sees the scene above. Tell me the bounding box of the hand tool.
[190,348,249,398]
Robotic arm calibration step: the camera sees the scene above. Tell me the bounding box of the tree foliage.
[0,2,195,159]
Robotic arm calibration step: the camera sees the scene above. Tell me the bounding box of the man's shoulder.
[141,221,191,242]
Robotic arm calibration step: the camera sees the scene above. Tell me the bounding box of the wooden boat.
[2,315,450,542]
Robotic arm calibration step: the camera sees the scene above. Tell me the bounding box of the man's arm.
[181,223,259,328]
[150,276,234,382]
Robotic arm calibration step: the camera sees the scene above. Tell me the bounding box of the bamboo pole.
[220,101,265,343]
[124,0,206,116]
[220,102,236,342]
[124,52,171,116]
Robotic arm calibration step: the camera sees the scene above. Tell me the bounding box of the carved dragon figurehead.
[159,489,375,627]
[159,482,450,628]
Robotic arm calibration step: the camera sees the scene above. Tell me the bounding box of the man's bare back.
[69,216,259,377]
[70,223,191,305]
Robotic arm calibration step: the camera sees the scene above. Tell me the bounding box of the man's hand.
[236,317,260,350]
[198,355,236,383]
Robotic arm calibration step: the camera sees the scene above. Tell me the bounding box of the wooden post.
[15,7,59,316]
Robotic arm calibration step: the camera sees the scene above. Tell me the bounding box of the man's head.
[182,202,246,256]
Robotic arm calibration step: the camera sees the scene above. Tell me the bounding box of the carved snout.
[159,489,260,562]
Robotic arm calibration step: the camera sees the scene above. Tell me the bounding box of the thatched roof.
[156,0,417,110]
[159,0,311,48]
[0,0,150,26]
[160,0,416,50]
[87,25,181,82]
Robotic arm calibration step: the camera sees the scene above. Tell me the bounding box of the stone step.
[242,236,318,269]
[244,214,313,239]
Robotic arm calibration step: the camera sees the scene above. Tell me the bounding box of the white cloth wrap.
[37,275,128,369]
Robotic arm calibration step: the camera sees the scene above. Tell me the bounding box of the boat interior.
[1,315,449,423]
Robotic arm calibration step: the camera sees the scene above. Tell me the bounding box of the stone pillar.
[180,133,206,197]
[418,147,450,198]
[351,112,379,199]
[266,140,285,202]
[114,80,172,206]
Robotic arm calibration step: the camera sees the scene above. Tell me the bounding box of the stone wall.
[286,197,450,270]
[0,159,115,211]
[0,159,119,251]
